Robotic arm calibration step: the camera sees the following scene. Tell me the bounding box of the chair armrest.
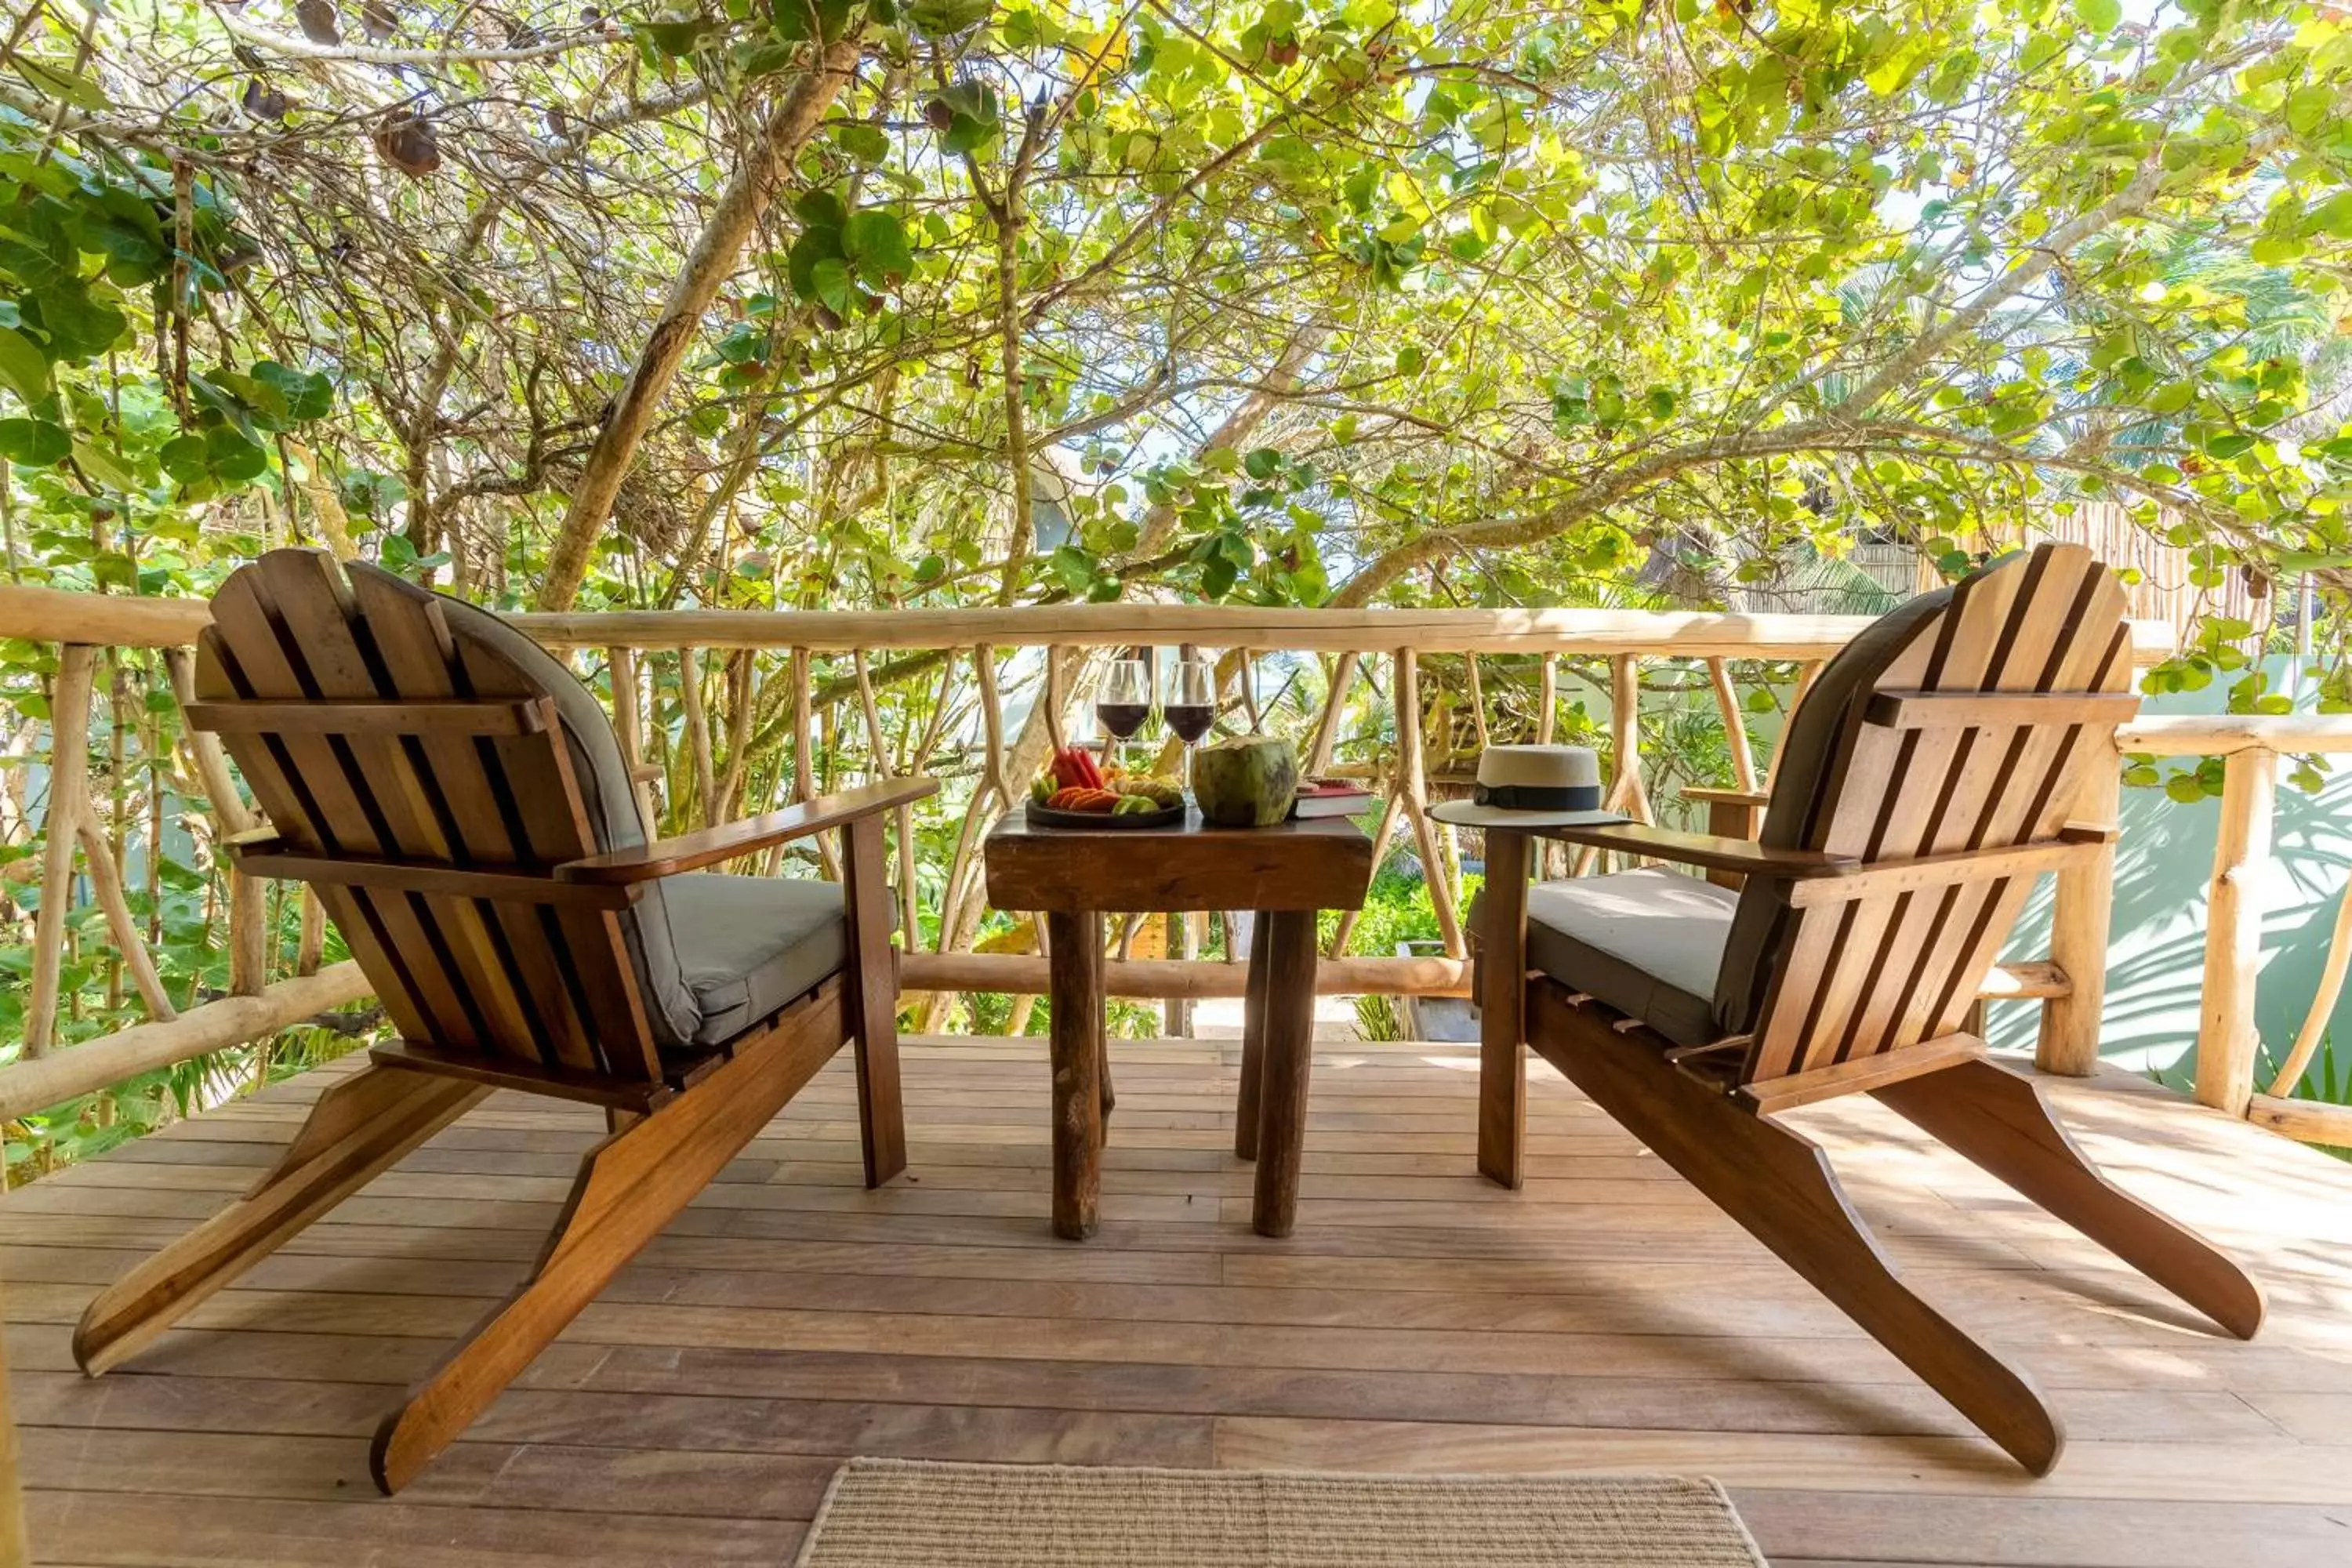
[1525,821,1858,881]
[556,777,937,885]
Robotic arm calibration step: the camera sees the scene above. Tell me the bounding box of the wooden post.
[1707,655,1760,792]
[1305,650,1359,775]
[715,648,756,824]
[26,644,96,1058]
[2194,748,2275,1117]
[677,645,715,831]
[1044,642,1068,753]
[1788,658,1825,725]
[73,810,176,1022]
[2037,757,2121,1076]
[1327,786,1404,956]
[1577,653,1650,876]
[608,646,656,830]
[1393,648,1465,956]
[296,888,326,977]
[164,645,265,996]
[2269,882,2352,1098]
[1164,910,1193,1036]
[852,648,922,953]
[1536,654,1562,878]
[1464,653,1490,749]
[789,647,837,880]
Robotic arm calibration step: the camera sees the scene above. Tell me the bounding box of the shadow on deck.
[5,1036,2352,1566]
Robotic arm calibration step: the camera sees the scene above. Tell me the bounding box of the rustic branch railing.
[3,583,2341,1152]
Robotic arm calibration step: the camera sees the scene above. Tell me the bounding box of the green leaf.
[785,226,844,301]
[810,256,855,315]
[1200,552,1237,599]
[2072,0,2120,34]
[0,326,51,403]
[842,210,914,288]
[0,417,68,466]
[252,361,333,422]
[2285,85,2336,136]
[942,111,996,156]
[158,433,210,485]
[905,0,993,38]
[1243,447,1283,481]
[1395,343,1424,376]
[634,16,723,56]
[1050,543,1094,593]
[832,122,890,165]
[26,281,128,362]
[9,56,109,111]
[71,438,137,492]
[794,189,849,234]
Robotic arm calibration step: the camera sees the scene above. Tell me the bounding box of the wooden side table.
[985,811,1372,1240]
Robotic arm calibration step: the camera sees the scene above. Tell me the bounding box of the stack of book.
[1291,778,1375,820]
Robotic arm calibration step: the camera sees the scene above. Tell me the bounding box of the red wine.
[1164,703,1213,742]
[1097,702,1150,738]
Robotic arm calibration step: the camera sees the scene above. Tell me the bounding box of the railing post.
[25,644,96,1058]
[2194,747,2275,1116]
[2036,753,2121,1076]
[165,646,265,996]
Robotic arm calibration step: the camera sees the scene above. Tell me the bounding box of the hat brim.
[1427,802,1628,829]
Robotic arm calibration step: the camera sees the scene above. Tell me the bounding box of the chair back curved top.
[1714,543,2133,1083]
[195,548,687,1088]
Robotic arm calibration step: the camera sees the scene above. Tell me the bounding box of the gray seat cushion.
[1525,869,1735,1046]
[662,874,850,1047]
[345,562,702,1050]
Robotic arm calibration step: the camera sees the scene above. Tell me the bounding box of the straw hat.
[1428,744,1624,828]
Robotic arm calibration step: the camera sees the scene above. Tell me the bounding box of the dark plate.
[1025,799,1186,830]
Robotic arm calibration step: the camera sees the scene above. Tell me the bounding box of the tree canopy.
[2,0,2347,699]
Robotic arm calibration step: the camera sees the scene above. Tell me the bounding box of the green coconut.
[1190,733,1300,826]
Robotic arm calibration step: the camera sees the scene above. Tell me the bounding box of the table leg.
[1251,909,1319,1238]
[1046,909,1104,1240]
[1098,1029,1116,1123]
[1234,910,1271,1160]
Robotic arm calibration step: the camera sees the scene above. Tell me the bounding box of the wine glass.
[1096,657,1152,775]
[1162,655,1214,779]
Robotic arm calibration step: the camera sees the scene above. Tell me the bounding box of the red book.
[1292,778,1374,819]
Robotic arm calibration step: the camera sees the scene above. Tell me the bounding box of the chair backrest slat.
[346,571,608,1074]
[1737,544,2132,1083]
[197,550,663,1085]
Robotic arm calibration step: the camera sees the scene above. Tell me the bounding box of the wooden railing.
[2,579,2343,1150]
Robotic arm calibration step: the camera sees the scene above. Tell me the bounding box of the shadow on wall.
[1989,658,2351,1080]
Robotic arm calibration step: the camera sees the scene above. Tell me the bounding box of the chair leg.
[1528,986,2064,1474]
[1875,1058,2264,1340]
[842,815,907,1189]
[74,1065,485,1377]
[1476,829,1531,1190]
[371,989,845,1493]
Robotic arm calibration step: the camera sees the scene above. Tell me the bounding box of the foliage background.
[4,0,2350,1172]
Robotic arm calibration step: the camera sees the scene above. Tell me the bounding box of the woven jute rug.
[791,1460,1769,1567]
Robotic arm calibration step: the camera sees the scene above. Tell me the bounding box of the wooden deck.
[5,1036,2351,1567]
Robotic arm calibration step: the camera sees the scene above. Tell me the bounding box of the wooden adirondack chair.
[71,549,933,1494]
[1457,544,2263,1475]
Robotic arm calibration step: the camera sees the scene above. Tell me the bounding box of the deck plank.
[8,1038,2352,1566]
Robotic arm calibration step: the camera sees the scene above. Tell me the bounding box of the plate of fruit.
[1026,746,1187,829]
